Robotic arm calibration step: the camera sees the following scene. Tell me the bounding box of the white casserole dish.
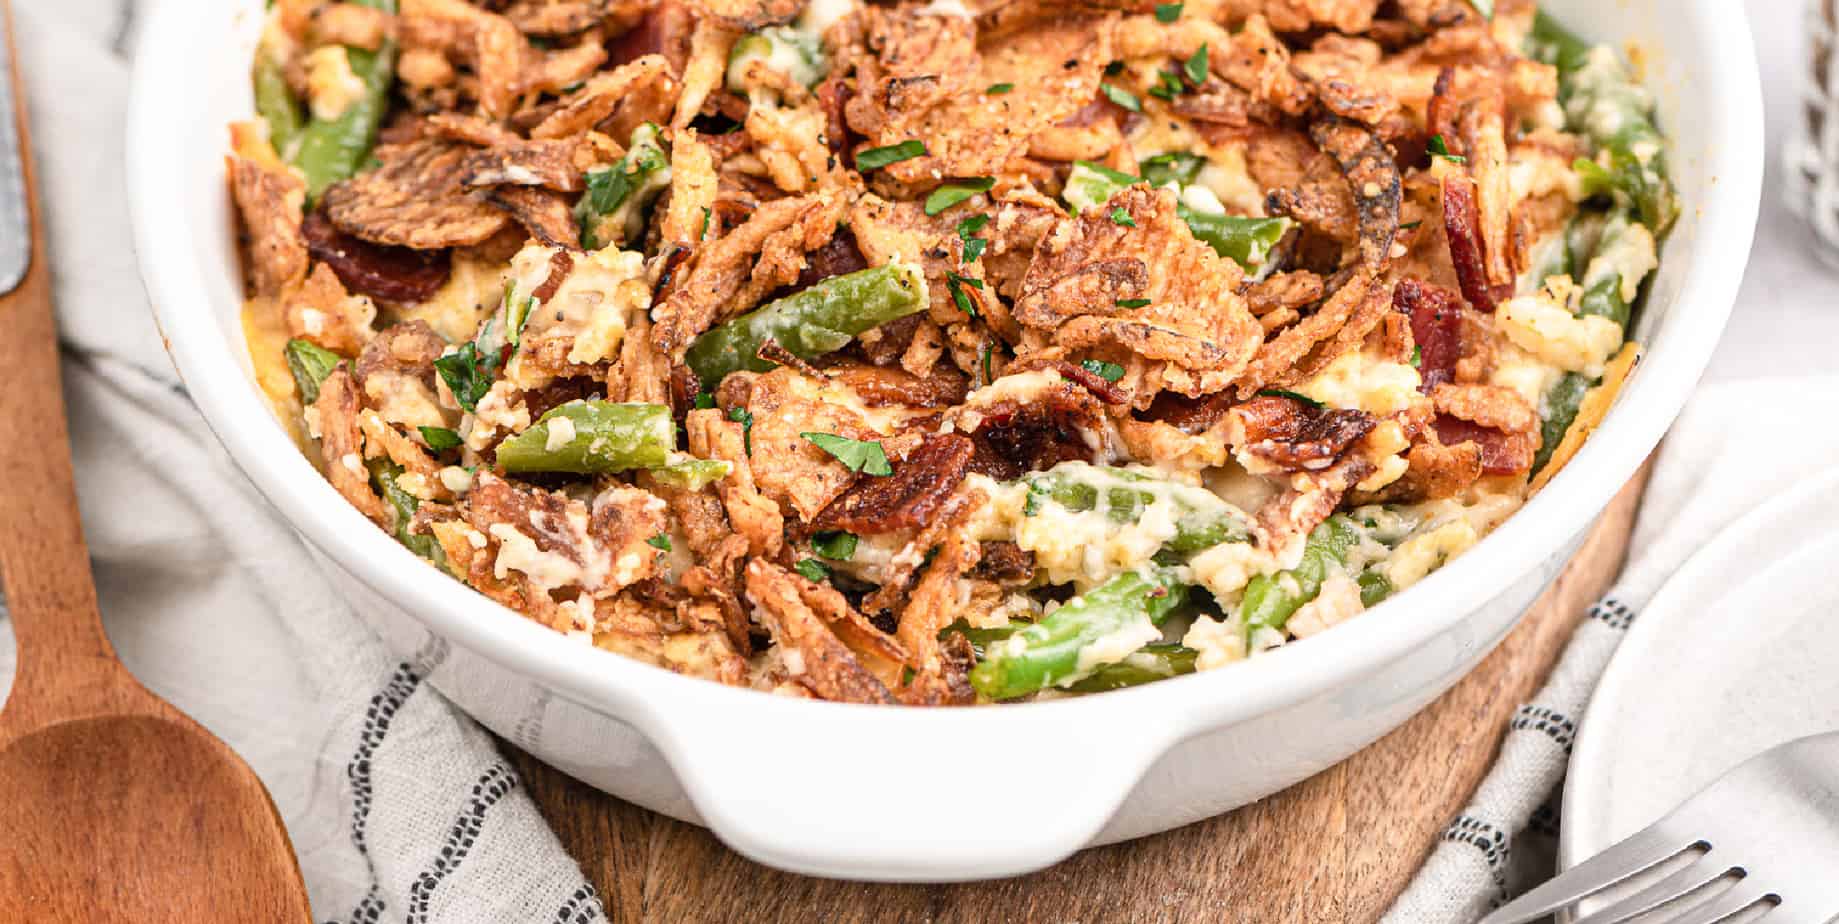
[125,0,1762,882]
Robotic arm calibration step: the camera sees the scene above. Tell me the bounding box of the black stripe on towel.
[554,883,604,924]
[1443,814,1511,895]
[338,661,428,924]
[404,762,522,924]
[1588,596,1636,630]
[1509,704,1577,752]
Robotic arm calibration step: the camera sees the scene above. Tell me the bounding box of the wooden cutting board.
[504,465,1650,923]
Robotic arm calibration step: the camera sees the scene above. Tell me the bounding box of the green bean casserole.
[229,0,1671,703]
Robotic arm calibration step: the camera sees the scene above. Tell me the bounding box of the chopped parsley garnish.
[794,558,831,582]
[699,206,712,240]
[1115,297,1151,309]
[1147,69,1185,101]
[986,82,1014,95]
[1154,2,1183,22]
[980,344,995,387]
[1257,388,1326,409]
[958,214,991,262]
[647,534,672,551]
[729,406,754,454]
[1410,345,1422,369]
[946,271,984,318]
[283,338,341,405]
[1400,220,1423,231]
[855,140,927,171]
[801,432,893,476]
[1428,134,1467,165]
[1183,44,1209,86]
[1099,83,1142,112]
[812,531,858,561]
[1109,206,1136,227]
[434,342,498,413]
[693,391,717,409]
[1080,359,1125,382]
[419,426,463,451]
[924,177,996,216]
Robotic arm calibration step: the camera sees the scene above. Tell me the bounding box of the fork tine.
[1657,880,1773,924]
[1478,828,1698,924]
[1750,899,1839,924]
[1572,853,1731,924]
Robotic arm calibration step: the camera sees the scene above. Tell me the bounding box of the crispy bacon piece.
[791,228,869,290]
[302,211,452,303]
[1441,174,1511,312]
[960,378,1110,480]
[1005,357,1130,407]
[970,541,1035,586]
[1395,278,1463,391]
[812,434,975,535]
[1432,416,1535,475]
[1135,389,1236,435]
[1229,394,1378,473]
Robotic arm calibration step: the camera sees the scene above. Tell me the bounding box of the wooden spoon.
[0,4,313,919]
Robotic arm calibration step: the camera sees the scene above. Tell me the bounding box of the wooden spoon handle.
[0,3,122,725]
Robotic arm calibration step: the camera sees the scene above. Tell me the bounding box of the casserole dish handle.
[648,703,1174,881]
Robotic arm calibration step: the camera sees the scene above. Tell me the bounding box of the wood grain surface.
[0,4,313,918]
[506,468,1650,924]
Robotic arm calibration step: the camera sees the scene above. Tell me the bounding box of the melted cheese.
[1294,349,1424,416]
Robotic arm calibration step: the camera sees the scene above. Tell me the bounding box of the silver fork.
[1479,731,1839,924]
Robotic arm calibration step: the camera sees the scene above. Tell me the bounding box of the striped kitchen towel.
[0,2,607,920]
[1386,377,1839,921]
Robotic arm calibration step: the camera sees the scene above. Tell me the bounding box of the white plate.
[1562,470,1839,871]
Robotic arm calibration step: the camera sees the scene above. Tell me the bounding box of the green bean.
[968,568,1188,700]
[1063,644,1197,693]
[252,51,304,159]
[650,458,733,490]
[725,27,826,94]
[1573,210,1644,327]
[1240,514,1362,644]
[1356,570,1393,608]
[367,458,447,567]
[1062,161,1291,271]
[683,262,928,389]
[495,401,674,474]
[1532,371,1592,474]
[284,338,342,404]
[1176,209,1293,271]
[1022,464,1251,556]
[292,0,398,201]
[1529,12,1675,233]
[576,123,672,250]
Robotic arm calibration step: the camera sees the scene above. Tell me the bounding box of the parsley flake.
[813,531,858,561]
[729,406,754,454]
[1400,220,1424,231]
[986,82,1014,95]
[1154,2,1183,22]
[698,206,712,240]
[419,426,462,452]
[801,432,893,476]
[1115,297,1151,309]
[855,140,927,171]
[1099,83,1142,113]
[1410,345,1423,369]
[1080,359,1125,382]
[1109,206,1136,227]
[1147,70,1185,101]
[957,214,990,263]
[647,534,672,552]
[1428,134,1467,165]
[924,177,995,216]
[1183,44,1209,87]
[693,392,717,409]
[434,342,498,413]
[794,558,831,582]
[946,271,983,318]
